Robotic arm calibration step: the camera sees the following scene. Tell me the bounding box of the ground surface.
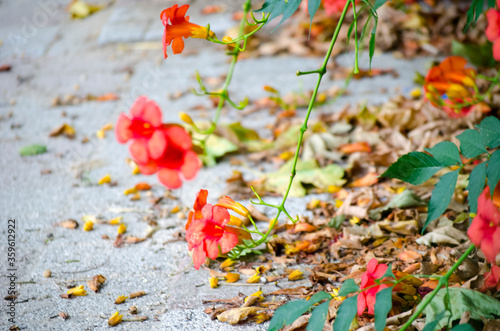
[0,0,431,330]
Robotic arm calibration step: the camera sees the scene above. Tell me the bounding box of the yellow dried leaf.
[225,273,240,283]
[115,295,127,304]
[209,277,219,288]
[117,223,127,234]
[98,174,111,185]
[124,187,137,195]
[217,307,262,325]
[288,269,304,281]
[220,258,235,269]
[109,217,122,225]
[67,285,87,296]
[349,216,360,225]
[247,273,261,283]
[108,311,123,327]
[96,129,105,139]
[83,220,93,231]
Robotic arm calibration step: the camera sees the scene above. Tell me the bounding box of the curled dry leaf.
[216,307,262,325]
[87,274,106,292]
[57,219,79,229]
[129,291,146,299]
[49,123,76,139]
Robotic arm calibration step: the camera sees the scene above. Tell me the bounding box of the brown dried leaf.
[57,219,79,229]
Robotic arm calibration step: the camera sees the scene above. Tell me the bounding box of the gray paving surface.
[0,0,432,330]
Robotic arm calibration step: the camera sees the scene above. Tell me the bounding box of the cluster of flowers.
[115,96,201,189]
[487,0,500,61]
[423,56,477,118]
[185,190,251,269]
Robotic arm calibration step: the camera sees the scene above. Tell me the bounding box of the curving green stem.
[399,244,476,331]
[243,0,354,250]
[194,0,254,137]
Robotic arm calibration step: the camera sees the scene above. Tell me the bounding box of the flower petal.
[357,291,367,316]
[172,37,185,54]
[147,130,167,159]
[181,150,201,180]
[219,231,238,254]
[129,139,149,164]
[130,96,148,118]
[140,100,162,127]
[191,243,206,270]
[211,206,230,227]
[115,114,132,143]
[205,238,220,260]
[165,126,192,151]
[157,168,182,189]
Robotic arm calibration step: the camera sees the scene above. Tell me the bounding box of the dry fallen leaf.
[57,219,79,229]
[217,307,262,325]
[49,123,76,139]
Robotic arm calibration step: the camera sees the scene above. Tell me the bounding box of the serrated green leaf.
[466,162,486,214]
[338,279,360,296]
[268,291,331,331]
[381,151,443,185]
[374,287,393,331]
[451,324,475,331]
[306,301,329,331]
[256,0,302,31]
[423,287,500,329]
[423,170,459,232]
[425,141,462,167]
[19,144,47,156]
[332,295,358,331]
[487,149,500,198]
[457,129,487,159]
[476,116,500,149]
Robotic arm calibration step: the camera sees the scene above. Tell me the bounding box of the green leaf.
[338,279,360,296]
[452,40,497,68]
[369,189,426,220]
[487,149,500,198]
[201,134,238,166]
[423,287,500,329]
[19,144,47,156]
[255,0,302,31]
[425,141,462,167]
[306,301,330,331]
[307,0,321,25]
[423,170,459,232]
[464,0,485,32]
[422,312,446,331]
[380,264,395,280]
[488,0,496,7]
[263,159,345,197]
[268,291,331,331]
[467,162,486,214]
[332,295,358,331]
[373,0,389,10]
[451,324,475,331]
[457,129,487,159]
[476,116,500,149]
[374,287,393,331]
[381,151,443,185]
[328,215,345,229]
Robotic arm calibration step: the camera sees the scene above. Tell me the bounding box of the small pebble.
[43,270,52,278]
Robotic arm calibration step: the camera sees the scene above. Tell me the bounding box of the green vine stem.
[399,244,476,331]
[237,0,357,254]
[192,0,258,138]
